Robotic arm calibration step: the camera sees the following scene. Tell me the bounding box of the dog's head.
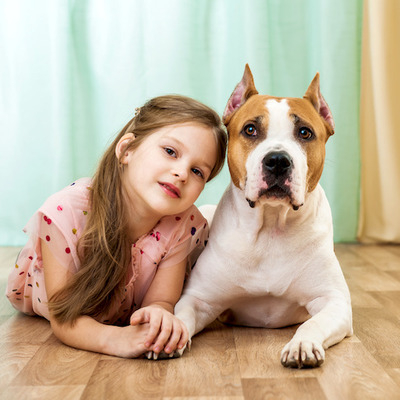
[223,64,335,210]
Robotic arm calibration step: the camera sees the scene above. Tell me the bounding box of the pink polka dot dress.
[6,178,208,325]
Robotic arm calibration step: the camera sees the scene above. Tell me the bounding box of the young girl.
[6,95,227,359]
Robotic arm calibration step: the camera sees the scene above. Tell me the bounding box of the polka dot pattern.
[6,177,209,325]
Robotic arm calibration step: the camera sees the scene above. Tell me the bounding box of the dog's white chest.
[214,221,299,295]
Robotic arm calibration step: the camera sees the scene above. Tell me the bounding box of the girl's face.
[118,122,218,219]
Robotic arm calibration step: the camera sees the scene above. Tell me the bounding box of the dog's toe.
[281,340,325,368]
[144,344,188,361]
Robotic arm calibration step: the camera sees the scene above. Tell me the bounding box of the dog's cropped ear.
[304,73,335,135]
[223,64,259,125]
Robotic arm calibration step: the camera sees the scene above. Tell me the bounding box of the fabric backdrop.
[358,0,400,243]
[0,0,363,245]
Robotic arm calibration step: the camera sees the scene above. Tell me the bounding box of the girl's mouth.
[159,182,181,198]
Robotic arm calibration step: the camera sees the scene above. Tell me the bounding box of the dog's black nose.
[263,151,293,176]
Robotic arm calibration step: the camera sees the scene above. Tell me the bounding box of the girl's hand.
[105,323,153,358]
[130,305,188,355]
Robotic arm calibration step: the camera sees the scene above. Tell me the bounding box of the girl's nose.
[173,166,188,183]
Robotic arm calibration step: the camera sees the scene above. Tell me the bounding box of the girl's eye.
[298,127,314,140]
[244,124,257,137]
[164,147,177,157]
[192,168,204,179]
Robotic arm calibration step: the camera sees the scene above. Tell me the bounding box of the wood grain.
[1,245,400,399]
[241,377,326,400]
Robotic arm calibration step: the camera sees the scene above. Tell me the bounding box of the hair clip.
[134,107,141,117]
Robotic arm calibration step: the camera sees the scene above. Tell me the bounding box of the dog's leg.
[146,263,232,360]
[144,295,224,361]
[168,280,233,359]
[280,296,352,368]
[175,293,227,338]
[140,296,227,360]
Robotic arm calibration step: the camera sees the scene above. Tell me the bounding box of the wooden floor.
[1,244,400,399]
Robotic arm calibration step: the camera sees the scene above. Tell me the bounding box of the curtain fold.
[358,0,400,243]
[0,0,363,245]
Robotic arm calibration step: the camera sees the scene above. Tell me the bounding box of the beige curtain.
[358,0,400,243]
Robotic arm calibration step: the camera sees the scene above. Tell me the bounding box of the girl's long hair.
[48,95,227,325]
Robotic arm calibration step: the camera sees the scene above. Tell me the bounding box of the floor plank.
[163,322,243,397]
[241,377,326,400]
[10,334,101,387]
[0,385,86,400]
[353,308,400,369]
[0,342,40,388]
[82,358,168,399]
[316,341,400,400]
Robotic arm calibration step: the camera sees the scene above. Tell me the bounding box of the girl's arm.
[130,259,189,354]
[41,240,152,358]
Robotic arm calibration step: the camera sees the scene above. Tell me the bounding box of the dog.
[172,64,353,368]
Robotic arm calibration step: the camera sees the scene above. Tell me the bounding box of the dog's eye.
[244,124,257,137]
[298,127,314,140]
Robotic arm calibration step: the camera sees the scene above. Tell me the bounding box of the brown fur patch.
[287,97,332,192]
[226,95,271,188]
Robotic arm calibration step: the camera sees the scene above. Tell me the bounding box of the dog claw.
[281,340,325,369]
[145,351,159,360]
[144,349,185,361]
[143,340,190,361]
[281,356,323,368]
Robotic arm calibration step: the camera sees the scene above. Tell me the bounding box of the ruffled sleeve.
[25,178,91,273]
[6,178,91,319]
[23,211,75,274]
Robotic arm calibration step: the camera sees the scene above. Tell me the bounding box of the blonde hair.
[49,95,227,325]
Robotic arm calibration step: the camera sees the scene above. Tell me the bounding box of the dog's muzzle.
[245,151,303,211]
[258,151,293,201]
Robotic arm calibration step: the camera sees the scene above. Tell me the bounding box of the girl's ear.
[115,133,135,164]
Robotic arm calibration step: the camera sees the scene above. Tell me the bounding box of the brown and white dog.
[174,65,353,368]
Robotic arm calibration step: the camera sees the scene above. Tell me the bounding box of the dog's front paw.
[144,342,189,361]
[144,349,180,360]
[280,339,325,368]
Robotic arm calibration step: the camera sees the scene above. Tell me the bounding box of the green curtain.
[0,0,363,245]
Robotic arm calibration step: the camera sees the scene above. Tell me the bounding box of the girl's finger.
[152,317,173,353]
[164,320,183,353]
[177,321,189,349]
[130,308,147,325]
[144,313,163,347]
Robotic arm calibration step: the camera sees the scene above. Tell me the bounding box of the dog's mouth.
[246,184,302,211]
[261,185,290,199]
